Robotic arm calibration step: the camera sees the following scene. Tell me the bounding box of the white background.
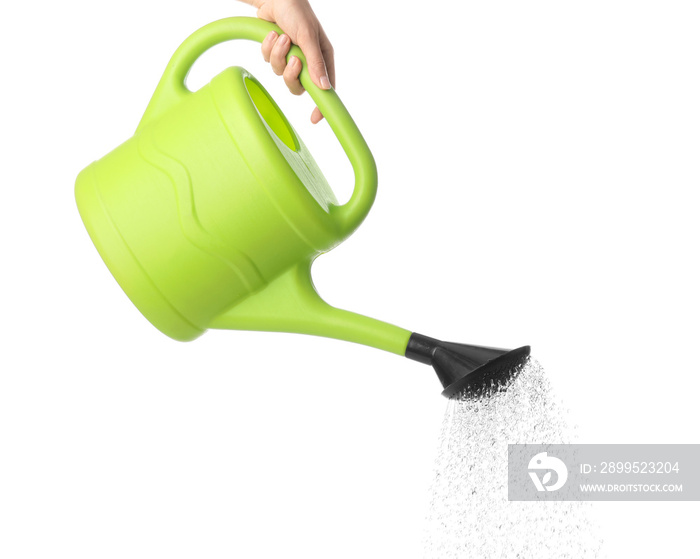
[1,0,699,557]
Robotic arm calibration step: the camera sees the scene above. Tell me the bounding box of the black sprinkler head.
[405,333,531,398]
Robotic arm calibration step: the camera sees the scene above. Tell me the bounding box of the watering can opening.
[235,69,338,215]
[244,77,298,153]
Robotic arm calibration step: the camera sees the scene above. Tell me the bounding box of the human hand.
[240,0,335,123]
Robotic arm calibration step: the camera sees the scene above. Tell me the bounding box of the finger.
[256,6,274,23]
[283,56,305,95]
[320,31,335,88]
[296,29,330,89]
[309,31,334,123]
[261,30,278,63]
[311,107,324,124]
[270,34,291,76]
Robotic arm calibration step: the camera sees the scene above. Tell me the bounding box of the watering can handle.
[136,16,377,238]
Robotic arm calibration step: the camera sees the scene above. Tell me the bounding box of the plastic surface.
[136,17,377,237]
[75,17,410,354]
[405,333,531,398]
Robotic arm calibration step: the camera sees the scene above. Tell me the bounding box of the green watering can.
[75,17,529,398]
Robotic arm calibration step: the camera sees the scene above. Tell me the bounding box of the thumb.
[296,31,331,90]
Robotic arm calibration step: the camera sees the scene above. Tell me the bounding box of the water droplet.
[423,358,603,558]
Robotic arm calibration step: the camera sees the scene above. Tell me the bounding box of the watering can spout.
[209,262,530,399]
[405,334,531,398]
[209,263,413,356]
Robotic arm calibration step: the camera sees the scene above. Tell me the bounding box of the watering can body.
[76,17,411,353]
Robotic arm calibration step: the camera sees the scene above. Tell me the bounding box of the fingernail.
[279,34,289,45]
[290,56,299,66]
[320,75,330,89]
[266,31,277,41]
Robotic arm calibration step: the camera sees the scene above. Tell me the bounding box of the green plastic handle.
[136,16,377,238]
